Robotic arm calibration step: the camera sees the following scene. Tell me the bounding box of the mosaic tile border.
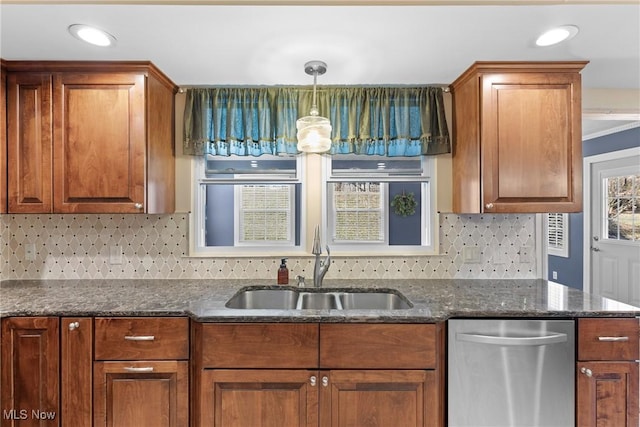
[0,213,537,280]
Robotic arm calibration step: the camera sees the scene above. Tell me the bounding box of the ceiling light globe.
[296,116,332,153]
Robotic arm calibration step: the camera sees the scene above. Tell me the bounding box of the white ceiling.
[1,2,639,137]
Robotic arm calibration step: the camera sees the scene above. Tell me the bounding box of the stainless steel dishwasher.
[448,319,575,427]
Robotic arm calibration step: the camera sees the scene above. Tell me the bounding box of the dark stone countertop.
[1,279,638,322]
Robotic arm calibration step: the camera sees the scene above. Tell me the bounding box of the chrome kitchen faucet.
[312,225,331,288]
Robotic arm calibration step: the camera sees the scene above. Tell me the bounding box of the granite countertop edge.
[1,278,639,322]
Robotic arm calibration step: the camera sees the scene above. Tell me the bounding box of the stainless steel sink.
[338,292,411,310]
[225,287,412,310]
[225,289,298,309]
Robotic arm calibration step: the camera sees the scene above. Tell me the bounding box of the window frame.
[321,155,438,255]
[189,155,306,256]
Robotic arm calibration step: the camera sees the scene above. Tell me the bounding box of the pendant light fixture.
[296,61,332,154]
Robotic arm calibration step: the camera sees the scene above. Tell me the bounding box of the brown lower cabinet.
[93,317,190,427]
[93,361,189,427]
[3,316,639,427]
[577,317,640,427]
[1,317,59,427]
[193,323,444,427]
[199,369,433,427]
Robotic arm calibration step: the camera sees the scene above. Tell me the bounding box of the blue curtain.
[183,86,449,157]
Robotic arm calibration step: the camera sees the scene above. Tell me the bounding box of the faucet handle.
[297,275,306,287]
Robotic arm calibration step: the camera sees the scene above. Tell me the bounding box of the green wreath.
[390,191,417,217]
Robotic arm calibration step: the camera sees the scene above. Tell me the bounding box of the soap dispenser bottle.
[277,258,289,285]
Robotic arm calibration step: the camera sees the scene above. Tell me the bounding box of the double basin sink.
[226,286,412,310]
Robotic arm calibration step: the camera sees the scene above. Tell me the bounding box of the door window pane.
[605,174,639,241]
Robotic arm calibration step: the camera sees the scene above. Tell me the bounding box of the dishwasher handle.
[457,332,568,346]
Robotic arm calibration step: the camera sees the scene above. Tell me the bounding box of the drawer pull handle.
[598,336,629,342]
[124,335,155,341]
[68,321,80,331]
[322,376,329,387]
[310,376,317,387]
[123,367,154,373]
[580,367,592,377]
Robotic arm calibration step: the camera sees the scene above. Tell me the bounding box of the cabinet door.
[481,71,582,212]
[93,360,188,427]
[199,369,318,427]
[321,370,434,427]
[6,72,53,213]
[1,317,59,427]
[61,318,93,427]
[53,72,146,213]
[577,361,639,427]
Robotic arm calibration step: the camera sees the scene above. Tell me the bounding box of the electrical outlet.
[109,245,123,265]
[552,271,558,280]
[24,243,36,261]
[462,246,481,263]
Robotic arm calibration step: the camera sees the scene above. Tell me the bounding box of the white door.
[589,154,640,306]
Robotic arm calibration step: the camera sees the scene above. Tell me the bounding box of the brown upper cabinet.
[5,61,177,214]
[450,61,588,213]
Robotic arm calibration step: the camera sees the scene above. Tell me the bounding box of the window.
[547,213,569,258]
[190,155,303,255]
[330,182,385,243]
[603,174,639,241]
[235,184,295,246]
[323,155,437,254]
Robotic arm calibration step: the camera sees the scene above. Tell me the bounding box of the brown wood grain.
[578,318,639,361]
[199,323,319,369]
[93,360,188,427]
[61,318,93,427]
[450,61,587,213]
[1,317,60,427]
[322,369,430,427]
[319,324,436,369]
[4,61,177,214]
[94,317,189,361]
[6,72,53,213]
[146,71,176,214]
[577,361,639,427]
[52,72,146,213]
[200,369,318,427]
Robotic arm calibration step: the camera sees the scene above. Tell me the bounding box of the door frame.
[582,146,640,293]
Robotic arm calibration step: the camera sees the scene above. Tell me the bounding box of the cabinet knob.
[485,203,494,209]
[310,376,317,386]
[580,367,593,377]
[68,321,80,331]
[322,376,329,387]
[134,203,143,209]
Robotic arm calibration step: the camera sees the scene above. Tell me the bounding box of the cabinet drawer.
[578,318,639,361]
[197,323,319,368]
[94,317,189,360]
[320,324,437,369]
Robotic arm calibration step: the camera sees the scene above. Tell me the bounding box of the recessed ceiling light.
[68,24,116,47]
[536,25,579,47]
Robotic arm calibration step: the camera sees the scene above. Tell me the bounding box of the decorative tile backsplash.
[0,213,537,281]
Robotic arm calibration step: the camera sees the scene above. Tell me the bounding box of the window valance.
[183,86,450,157]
